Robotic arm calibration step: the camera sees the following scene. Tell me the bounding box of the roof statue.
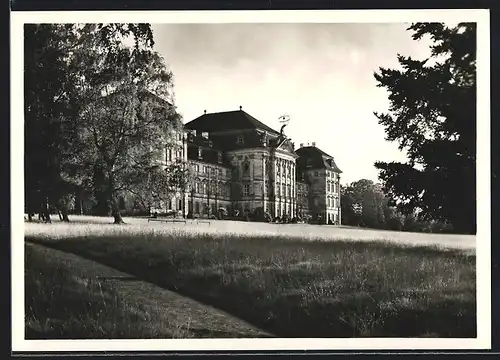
[278,114,290,137]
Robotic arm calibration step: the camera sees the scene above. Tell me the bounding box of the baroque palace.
[163,107,343,225]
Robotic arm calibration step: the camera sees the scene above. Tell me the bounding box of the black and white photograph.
[11,9,491,352]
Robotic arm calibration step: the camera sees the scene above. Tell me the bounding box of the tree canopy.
[373,23,476,234]
[24,23,185,223]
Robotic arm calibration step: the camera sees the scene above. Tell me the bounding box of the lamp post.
[207,167,210,218]
[215,168,219,218]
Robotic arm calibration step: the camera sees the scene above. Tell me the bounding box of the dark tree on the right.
[374,23,476,234]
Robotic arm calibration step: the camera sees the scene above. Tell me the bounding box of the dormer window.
[306,159,313,168]
[237,135,244,144]
[198,147,203,159]
[217,152,223,164]
[209,141,213,147]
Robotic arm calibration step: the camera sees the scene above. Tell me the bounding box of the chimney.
[204,110,207,114]
[239,106,242,111]
[312,142,316,147]
[299,143,304,148]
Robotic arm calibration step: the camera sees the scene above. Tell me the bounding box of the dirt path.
[26,242,273,338]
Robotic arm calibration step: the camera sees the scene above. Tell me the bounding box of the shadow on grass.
[26,234,476,338]
[24,244,182,339]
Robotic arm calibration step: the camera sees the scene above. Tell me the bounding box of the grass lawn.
[25,217,476,338]
[25,242,271,339]
[25,242,194,339]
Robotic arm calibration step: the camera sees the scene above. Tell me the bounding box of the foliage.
[128,160,190,213]
[341,179,387,229]
[24,24,82,221]
[24,23,185,223]
[341,178,454,233]
[373,23,476,234]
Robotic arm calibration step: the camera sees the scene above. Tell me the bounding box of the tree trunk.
[41,198,51,223]
[61,207,70,222]
[75,190,82,215]
[112,207,125,224]
[108,172,125,224]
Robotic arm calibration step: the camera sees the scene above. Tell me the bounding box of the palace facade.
[163,108,343,224]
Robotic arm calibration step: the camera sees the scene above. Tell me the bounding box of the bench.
[148,218,187,224]
[196,220,211,225]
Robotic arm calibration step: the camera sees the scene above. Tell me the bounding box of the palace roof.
[185,109,281,136]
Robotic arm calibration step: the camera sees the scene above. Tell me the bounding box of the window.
[287,185,291,197]
[168,149,172,161]
[204,166,208,174]
[314,171,319,177]
[178,199,182,210]
[195,202,200,213]
[243,184,250,196]
[282,184,286,197]
[195,182,200,193]
[237,135,244,144]
[177,149,183,159]
[202,182,207,194]
[276,183,281,196]
[195,164,200,173]
[218,168,222,176]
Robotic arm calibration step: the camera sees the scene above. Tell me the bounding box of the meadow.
[24,216,477,338]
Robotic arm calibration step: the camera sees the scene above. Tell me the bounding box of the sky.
[149,23,433,185]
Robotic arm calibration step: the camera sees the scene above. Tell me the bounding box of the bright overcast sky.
[150,23,433,185]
